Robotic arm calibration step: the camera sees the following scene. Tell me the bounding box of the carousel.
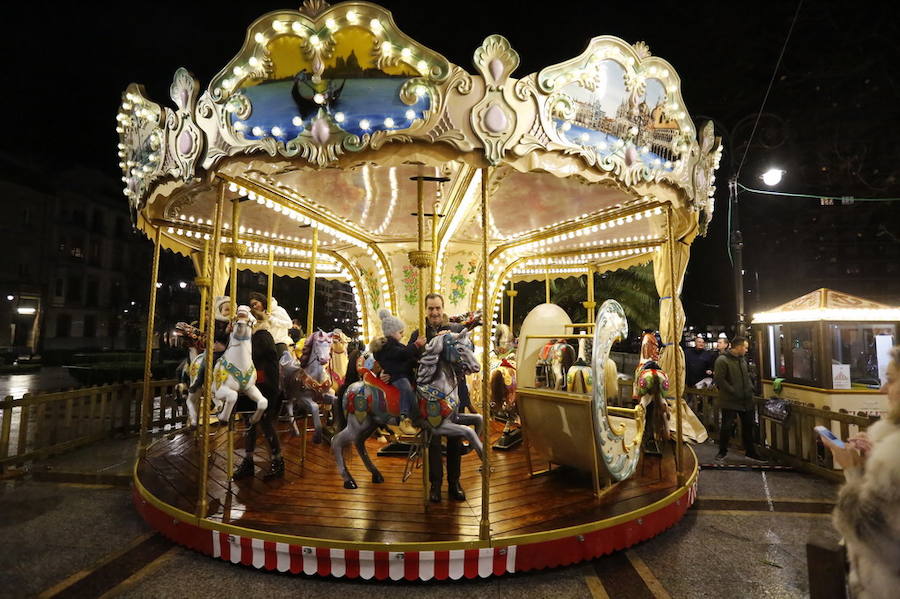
[122,1,721,580]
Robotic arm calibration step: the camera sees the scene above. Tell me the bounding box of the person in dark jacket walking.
[714,336,763,462]
[685,334,715,387]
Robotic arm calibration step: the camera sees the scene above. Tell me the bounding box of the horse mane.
[416,334,444,386]
[299,332,317,368]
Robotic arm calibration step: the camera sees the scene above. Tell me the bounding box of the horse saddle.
[537,341,555,363]
[417,384,457,428]
[349,369,402,423]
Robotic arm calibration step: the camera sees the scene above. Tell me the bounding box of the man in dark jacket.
[685,334,715,387]
[407,293,472,503]
[714,336,763,461]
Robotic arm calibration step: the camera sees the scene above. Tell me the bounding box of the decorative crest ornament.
[299,0,332,19]
[471,35,520,165]
[116,83,167,220]
[692,120,723,235]
[633,41,652,59]
[167,68,205,182]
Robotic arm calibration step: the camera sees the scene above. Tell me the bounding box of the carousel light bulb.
[417,60,428,73]
[401,47,412,59]
[359,119,370,130]
[310,34,320,47]
[271,126,283,137]
[381,41,392,56]
[346,10,359,24]
[254,32,267,44]
[291,21,303,34]
[370,18,383,32]
[252,126,264,136]
[292,116,303,127]
[384,117,395,128]
[405,109,416,120]
[325,18,337,30]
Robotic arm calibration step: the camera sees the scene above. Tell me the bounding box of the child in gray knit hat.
[371,309,424,435]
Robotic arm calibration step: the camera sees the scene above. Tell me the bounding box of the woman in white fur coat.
[824,346,900,599]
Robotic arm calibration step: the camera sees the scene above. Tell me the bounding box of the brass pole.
[138,226,162,459]
[545,269,551,304]
[499,282,504,325]
[230,199,240,318]
[507,284,517,336]
[306,227,318,335]
[666,207,684,478]
[432,199,440,291]
[267,247,275,308]
[416,177,426,338]
[479,166,492,541]
[198,239,209,327]
[197,181,226,517]
[583,266,596,324]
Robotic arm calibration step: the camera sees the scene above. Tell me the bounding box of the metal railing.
[611,381,876,481]
[0,379,183,471]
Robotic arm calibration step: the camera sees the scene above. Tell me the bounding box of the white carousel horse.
[567,337,620,399]
[213,306,269,425]
[281,330,335,443]
[174,321,203,405]
[549,339,575,391]
[332,329,484,489]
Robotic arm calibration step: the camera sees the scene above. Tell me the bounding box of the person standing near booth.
[714,336,764,462]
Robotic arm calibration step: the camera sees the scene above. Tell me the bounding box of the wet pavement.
[0,366,81,399]
[0,436,843,598]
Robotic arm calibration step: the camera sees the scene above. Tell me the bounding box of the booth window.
[790,325,816,383]
[831,323,896,388]
[767,324,785,379]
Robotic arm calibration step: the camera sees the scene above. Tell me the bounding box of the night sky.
[5,1,899,328]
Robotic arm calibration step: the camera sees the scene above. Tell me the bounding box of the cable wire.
[733,0,804,182]
[737,183,900,202]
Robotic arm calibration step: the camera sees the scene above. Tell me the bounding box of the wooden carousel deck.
[133,422,698,580]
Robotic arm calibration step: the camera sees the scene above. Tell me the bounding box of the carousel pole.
[666,207,684,478]
[544,269,551,304]
[507,283,517,336]
[583,265,596,324]
[267,247,275,308]
[197,180,226,517]
[230,199,241,317]
[479,166,492,541]
[416,176,427,337]
[306,227,318,335]
[432,198,440,291]
[197,239,210,327]
[138,225,162,459]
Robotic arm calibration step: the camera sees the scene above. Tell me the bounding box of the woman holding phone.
[821,346,900,598]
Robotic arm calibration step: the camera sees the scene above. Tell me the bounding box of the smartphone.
[814,425,845,448]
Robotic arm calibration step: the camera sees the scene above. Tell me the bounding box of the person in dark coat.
[714,336,763,462]
[233,329,284,480]
[406,293,476,503]
[685,334,715,387]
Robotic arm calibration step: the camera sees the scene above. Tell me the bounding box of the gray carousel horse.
[280,330,336,444]
[332,329,484,489]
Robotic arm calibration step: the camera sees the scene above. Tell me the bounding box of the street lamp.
[178,281,187,289]
[761,168,785,186]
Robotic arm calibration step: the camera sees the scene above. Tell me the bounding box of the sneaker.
[399,417,418,436]
[744,453,766,463]
[714,452,727,463]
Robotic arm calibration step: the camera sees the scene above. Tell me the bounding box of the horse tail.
[490,370,507,416]
[332,390,347,433]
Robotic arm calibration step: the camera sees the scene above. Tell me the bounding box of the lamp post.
[696,112,785,336]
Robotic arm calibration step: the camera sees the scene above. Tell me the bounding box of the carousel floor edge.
[132,431,699,580]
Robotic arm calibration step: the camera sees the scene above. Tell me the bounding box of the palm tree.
[506,264,659,350]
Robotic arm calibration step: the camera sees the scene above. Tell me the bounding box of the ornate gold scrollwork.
[470,35,520,166]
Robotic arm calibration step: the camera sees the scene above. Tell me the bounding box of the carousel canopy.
[116,0,721,340]
[752,288,900,324]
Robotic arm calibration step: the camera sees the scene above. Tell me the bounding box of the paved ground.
[0,436,842,598]
[0,367,81,399]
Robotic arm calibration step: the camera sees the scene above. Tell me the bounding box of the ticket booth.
[752,288,899,416]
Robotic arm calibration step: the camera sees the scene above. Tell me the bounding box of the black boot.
[233,456,254,481]
[449,480,466,501]
[429,484,441,503]
[264,456,285,480]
